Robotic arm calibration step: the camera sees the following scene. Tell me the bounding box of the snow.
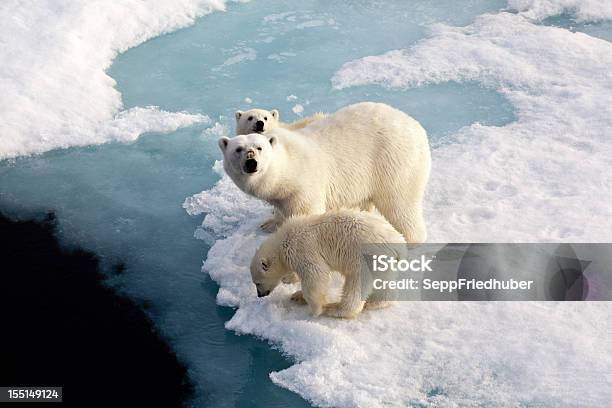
[332,11,612,242]
[187,169,612,406]
[201,122,229,140]
[0,0,229,159]
[186,2,612,407]
[100,106,209,142]
[292,104,304,115]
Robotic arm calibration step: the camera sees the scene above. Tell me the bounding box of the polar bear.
[235,108,326,134]
[250,210,406,318]
[219,102,431,243]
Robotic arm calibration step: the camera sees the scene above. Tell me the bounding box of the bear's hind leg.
[364,300,392,310]
[374,195,427,243]
[324,273,365,318]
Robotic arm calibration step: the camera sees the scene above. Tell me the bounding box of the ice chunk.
[188,166,612,406]
[292,104,304,116]
[333,12,612,242]
[507,0,612,22]
[201,122,229,140]
[0,0,229,159]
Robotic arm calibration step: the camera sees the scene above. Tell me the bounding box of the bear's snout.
[257,288,270,297]
[255,120,264,132]
[244,158,258,173]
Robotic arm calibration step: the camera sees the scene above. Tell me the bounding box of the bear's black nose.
[244,158,258,173]
[257,289,270,297]
[255,120,264,131]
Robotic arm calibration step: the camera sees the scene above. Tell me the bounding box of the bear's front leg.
[297,262,330,317]
[306,295,325,317]
[261,209,284,233]
[324,272,365,318]
[290,290,307,304]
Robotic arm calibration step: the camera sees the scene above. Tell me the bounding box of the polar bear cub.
[250,210,406,318]
[235,108,326,135]
[219,102,431,243]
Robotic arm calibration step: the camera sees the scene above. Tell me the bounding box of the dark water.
[0,129,312,408]
[0,213,192,407]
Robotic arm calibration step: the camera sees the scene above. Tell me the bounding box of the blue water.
[0,1,516,407]
[541,13,612,41]
[109,0,513,137]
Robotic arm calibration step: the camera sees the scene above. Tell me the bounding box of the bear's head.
[250,239,299,297]
[235,108,279,135]
[218,133,277,182]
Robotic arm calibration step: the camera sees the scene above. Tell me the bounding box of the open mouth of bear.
[244,159,258,174]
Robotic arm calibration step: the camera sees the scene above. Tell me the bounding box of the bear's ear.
[218,137,230,152]
[271,109,279,120]
[268,136,277,147]
[281,272,299,284]
[235,110,243,121]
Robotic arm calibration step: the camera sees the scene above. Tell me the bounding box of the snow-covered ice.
[0,0,227,159]
[291,104,304,115]
[333,11,612,242]
[201,122,229,140]
[507,0,612,21]
[187,170,612,407]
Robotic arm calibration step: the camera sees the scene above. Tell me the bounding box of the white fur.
[235,108,326,135]
[221,102,431,242]
[250,210,406,318]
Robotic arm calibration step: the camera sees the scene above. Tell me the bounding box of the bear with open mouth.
[220,102,431,243]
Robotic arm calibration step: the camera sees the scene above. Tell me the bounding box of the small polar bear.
[219,102,431,242]
[250,210,406,318]
[235,108,326,135]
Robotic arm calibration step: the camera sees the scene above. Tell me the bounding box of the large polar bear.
[219,102,431,243]
[250,210,406,318]
[235,108,326,134]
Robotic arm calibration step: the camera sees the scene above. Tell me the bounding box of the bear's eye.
[264,117,268,121]
[235,147,243,153]
[257,147,262,151]
[261,261,269,270]
[248,116,253,121]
